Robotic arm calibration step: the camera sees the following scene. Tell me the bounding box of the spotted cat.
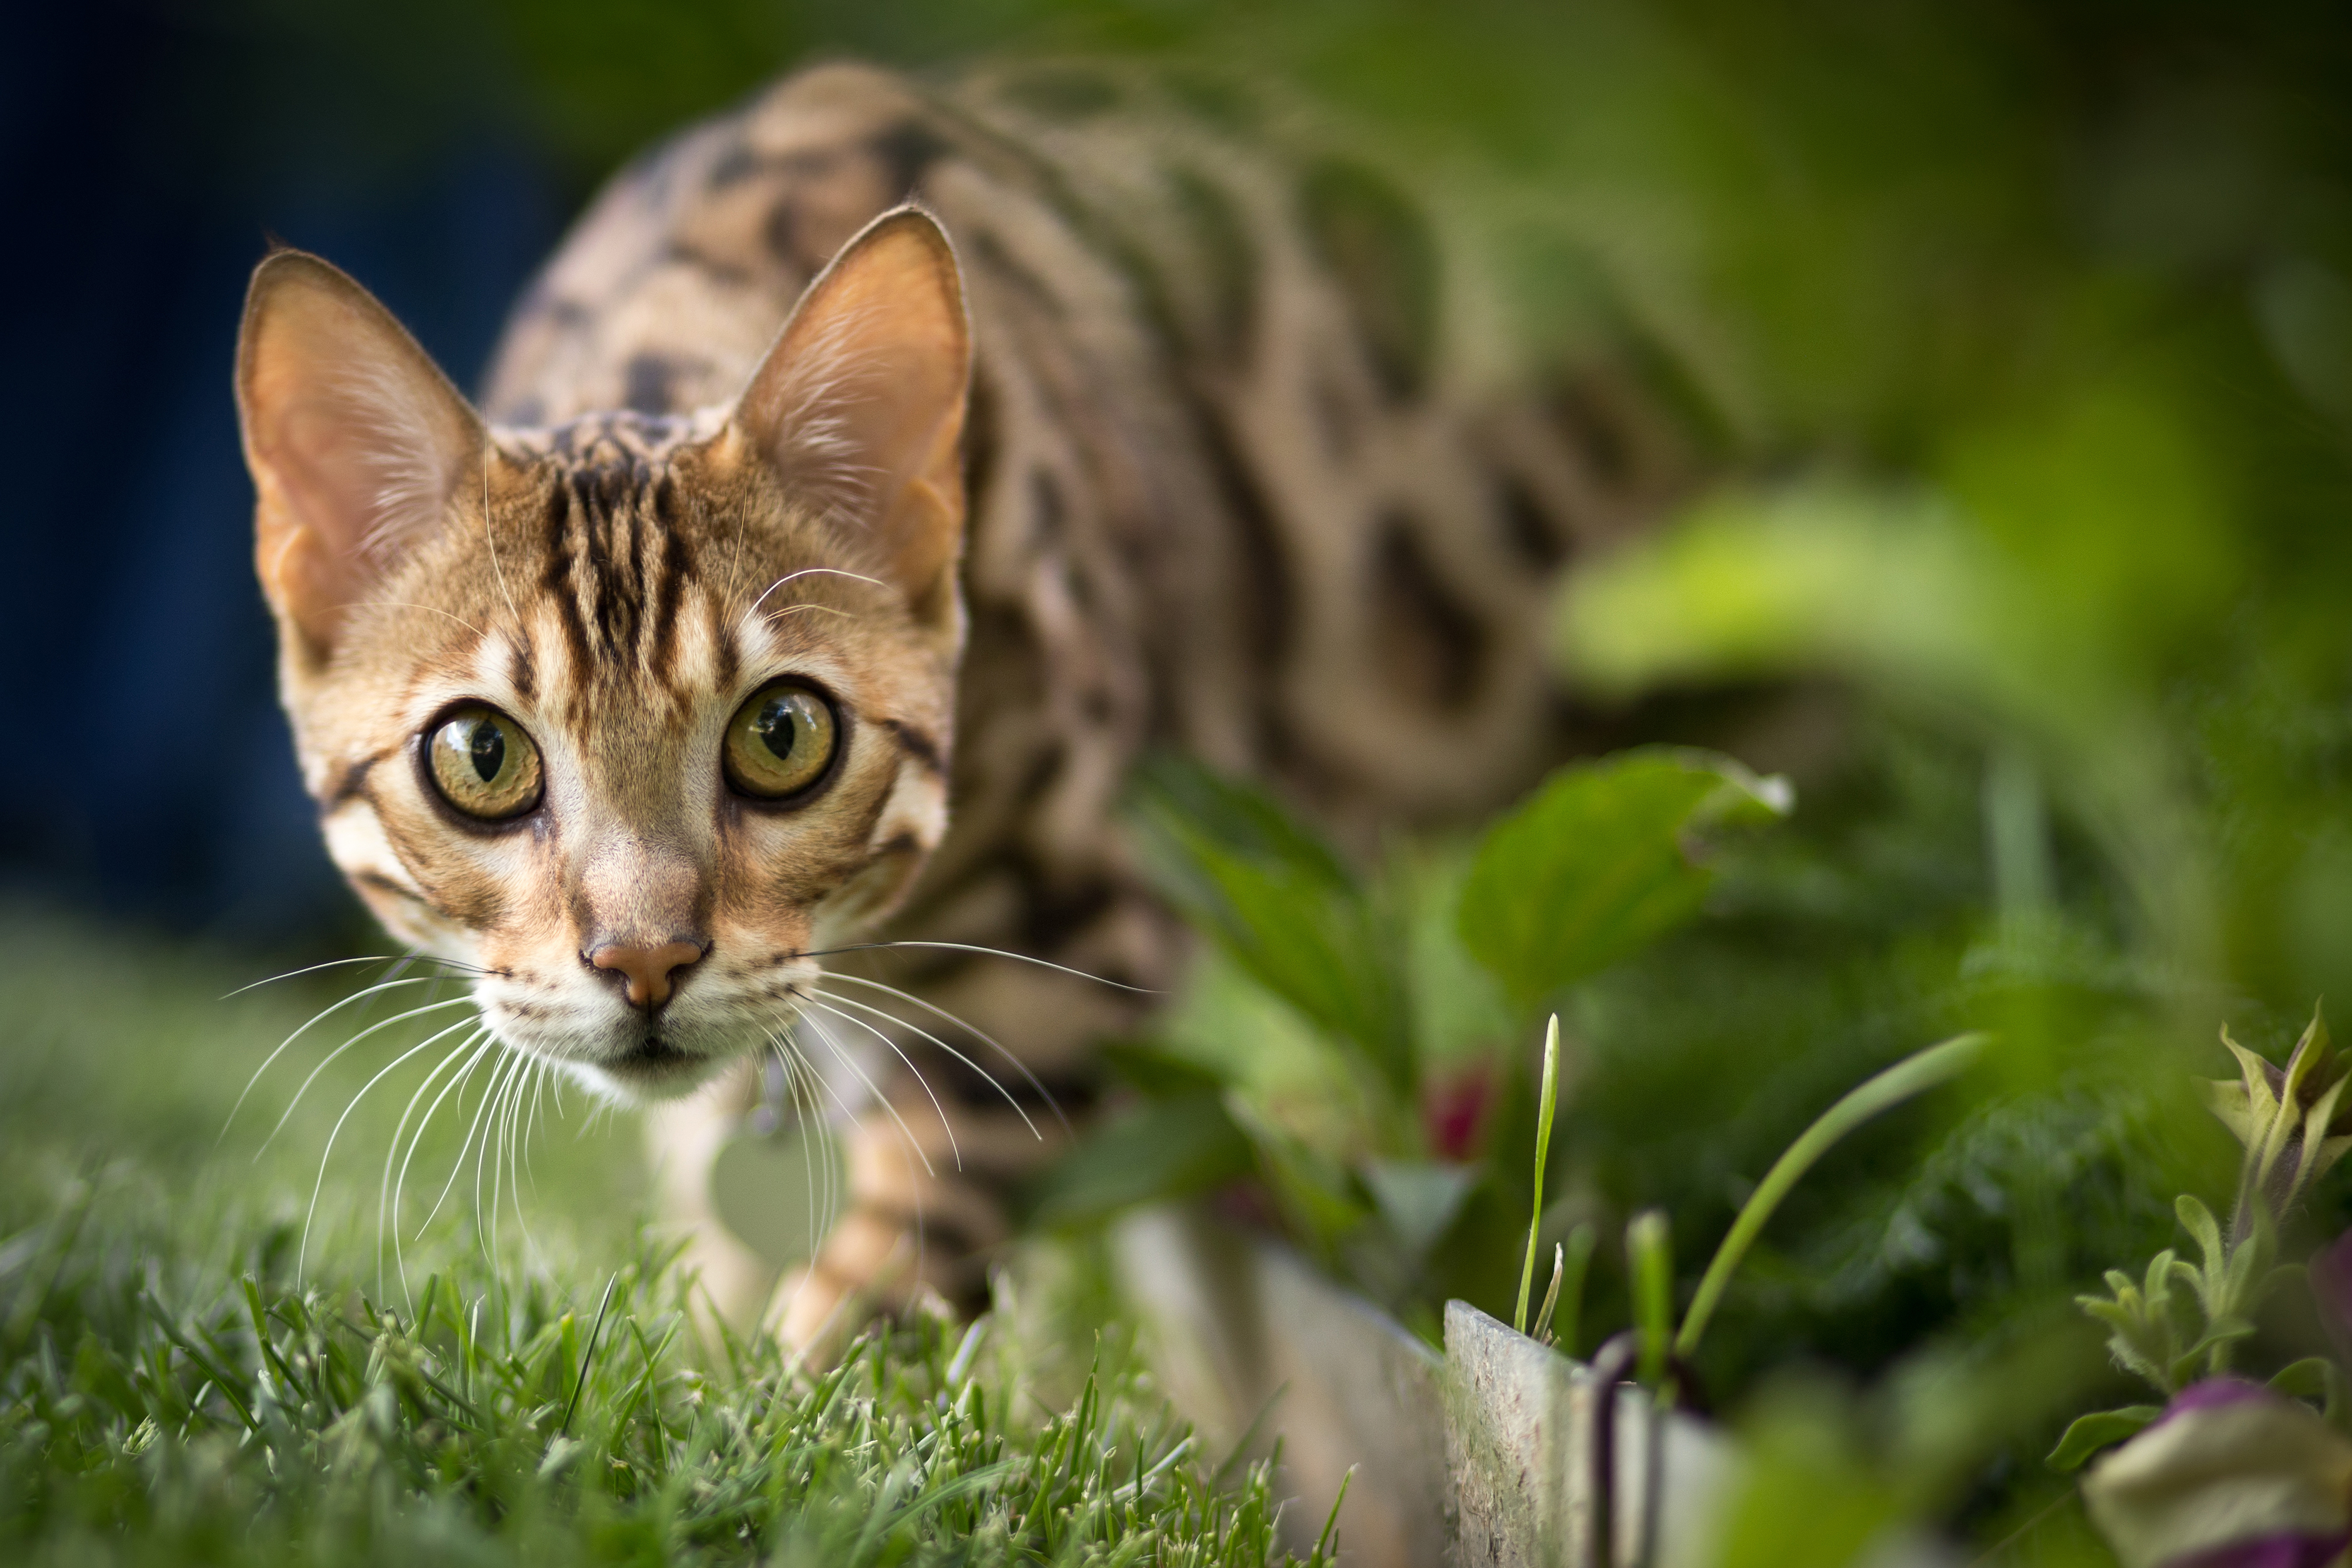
[235,58,1693,1345]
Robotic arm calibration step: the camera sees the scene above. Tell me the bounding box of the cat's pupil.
[469,722,506,783]
[754,700,798,760]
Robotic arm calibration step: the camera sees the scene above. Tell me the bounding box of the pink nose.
[588,941,705,1009]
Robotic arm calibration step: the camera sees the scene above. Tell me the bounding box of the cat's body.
[237,60,1689,1342]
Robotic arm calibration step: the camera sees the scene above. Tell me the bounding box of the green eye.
[723,680,838,799]
[426,706,543,820]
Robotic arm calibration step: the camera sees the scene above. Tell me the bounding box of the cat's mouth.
[598,1034,713,1095]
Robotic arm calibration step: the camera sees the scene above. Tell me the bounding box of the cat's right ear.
[235,250,482,663]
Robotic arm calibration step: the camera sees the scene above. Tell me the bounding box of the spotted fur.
[240,58,1694,1344]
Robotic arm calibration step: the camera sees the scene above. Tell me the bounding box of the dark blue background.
[0,4,566,938]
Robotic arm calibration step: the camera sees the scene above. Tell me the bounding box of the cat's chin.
[558,1038,732,1104]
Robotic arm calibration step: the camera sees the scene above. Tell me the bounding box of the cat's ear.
[730,206,972,636]
[236,250,483,662]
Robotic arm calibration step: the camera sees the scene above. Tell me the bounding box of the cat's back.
[482,59,1691,899]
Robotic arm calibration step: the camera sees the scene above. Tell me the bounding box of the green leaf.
[2268,1357,2335,1401]
[1021,1094,1254,1231]
[2046,1406,2160,1471]
[1360,1159,1479,1260]
[1099,1041,1231,1098]
[1128,755,1413,1093]
[1457,747,1791,1008]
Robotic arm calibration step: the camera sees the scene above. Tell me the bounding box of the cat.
[234,59,1693,1346]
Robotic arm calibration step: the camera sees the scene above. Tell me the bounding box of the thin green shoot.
[1315,1465,1355,1560]
[1628,1209,1673,1387]
[1675,1032,1987,1360]
[558,1271,617,1437]
[1545,1222,1596,1355]
[1514,1014,1561,1334]
[1531,1244,1564,1342]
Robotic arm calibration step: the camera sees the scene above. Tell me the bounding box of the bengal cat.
[233,59,1692,1346]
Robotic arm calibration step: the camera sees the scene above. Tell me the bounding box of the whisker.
[768,1029,848,1233]
[250,996,480,1161]
[299,1014,480,1282]
[472,1051,526,1267]
[815,971,1068,1129]
[796,940,1158,994]
[744,565,893,621]
[345,599,488,639]
[219,953,482,1000]
[512,1060,546,1263]
[795,1009,936,1180]
[807,981,1045,1139]
[796,993,962,1170]
[759,1030,854,1334]
[379,1030,487,1304]
[425,1045,519,1235]
[770,1038,841,1264]
[394,1038,496,1264]
[522,1062,547,1198]
[219,975,453,1145]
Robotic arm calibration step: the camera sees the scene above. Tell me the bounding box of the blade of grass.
[1514,1014,1561,1335]
[558,1273,618,1438]
[1675,1032,1987,1359]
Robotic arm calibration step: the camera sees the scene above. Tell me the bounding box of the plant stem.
[1674,1032,1987,1360]
[1628,1209,1673,1387]
[1514,1015,1561,1335]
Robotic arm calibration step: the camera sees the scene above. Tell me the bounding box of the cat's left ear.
[730,206,972,640]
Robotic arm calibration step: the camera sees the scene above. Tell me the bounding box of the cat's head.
[234,208,971,1103]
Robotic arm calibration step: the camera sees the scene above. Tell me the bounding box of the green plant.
[2055,1006,2352,1471]
[1026,747,1791,1321]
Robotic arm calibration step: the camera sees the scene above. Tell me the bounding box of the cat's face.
[236,210,971,1102]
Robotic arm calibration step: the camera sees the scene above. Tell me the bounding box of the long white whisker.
[473,1052,525,1266]
[426,1046,518,1234]
[797,940,1158,993]
[219,975,451,1144]
[817,971,1070,1132]
[796,1009,936,1180]
[797,994,961,1170]
[759,1028,852,1331]
[511,1061,546,1264]
[220,953,482,1000]
[523,1062,547,1198]
[395,1038,495,1257]
[299,1014,480,1281]
[807,983,1041,1141]
[743,565,893,622]
[251,996,480,1160]
[769,1037,839,1260]
[379,1030,486,1304]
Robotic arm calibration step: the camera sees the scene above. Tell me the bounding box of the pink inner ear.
[733,208,972,618]
[237,253,483,655]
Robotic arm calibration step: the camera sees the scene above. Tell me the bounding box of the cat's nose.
[588,940,706,1010]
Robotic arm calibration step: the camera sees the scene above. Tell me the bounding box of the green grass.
[0,908,1328,1566]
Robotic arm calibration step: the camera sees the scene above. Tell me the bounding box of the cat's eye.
[425,705,544,821]
[723,679,839,800]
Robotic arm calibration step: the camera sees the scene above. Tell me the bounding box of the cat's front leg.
[644,1059,773,1336]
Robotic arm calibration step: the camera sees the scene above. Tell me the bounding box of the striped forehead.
[494,439,744,720]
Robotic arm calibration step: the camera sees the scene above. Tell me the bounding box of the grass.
[0,907,1331,1565]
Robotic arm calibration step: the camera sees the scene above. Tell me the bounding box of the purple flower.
[2170,1539,2349,1568]
[2083,1379,2352,1568]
